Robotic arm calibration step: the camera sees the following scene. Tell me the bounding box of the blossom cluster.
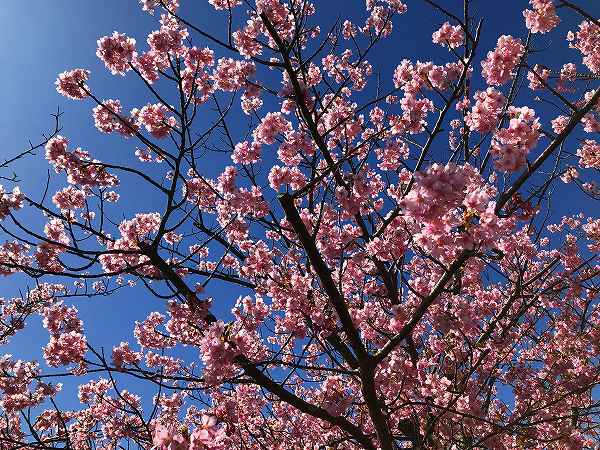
[41,302,86,370]
[432,22,464,49]
[481,35,525,86]
[45,136,119,187]
[491,106,541,171]
[567,20,600,74]
[523,0,560,34]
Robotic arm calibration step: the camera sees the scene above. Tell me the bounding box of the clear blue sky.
[1,0,598,415]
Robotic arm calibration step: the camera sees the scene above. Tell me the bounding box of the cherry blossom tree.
[1,0,600,448]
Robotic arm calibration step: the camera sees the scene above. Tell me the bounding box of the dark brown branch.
[278,193,366,360]
[374,250,473,364]
[235,355,376,450]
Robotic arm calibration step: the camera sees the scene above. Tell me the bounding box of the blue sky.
[1,0,599,419]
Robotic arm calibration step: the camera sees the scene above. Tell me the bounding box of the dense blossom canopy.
[1,0,600,449]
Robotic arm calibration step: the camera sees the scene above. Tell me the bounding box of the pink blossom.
[551,115,569,134]
[184,47,215,70]
[43,332,87,368]
[0,186,24,220]
[145,352,182,376]
[432,22,464,49]
[140,0,179,14]
[527,64,551,90]
[576,140,600,169]
[241,83,263,114]
[163,231,182,244]
[55,69,90,100]
[252,112,292,145]
[132,51,161,83]
[96,32,136,75]
[147,25,187,55]
[92,99,129,134]
[561,166,579,183]
[199,321,238,384]
[132,103,177,138]
[481,35,525,86]
[583,219,600,252]
[112,342,142,368]
[233,17,263,58]
[567,21,600,74]
[7,3,600,448]
[322,49,373,91]
[213,58,255,91]
[342,20,356,39]
[376,140,409,171]
[43,219,70,247]
[189,415,226,449]
[133,314,172,351]
[232,141,262,165]
[560,62,577,82]
[216,166,237,194]
[152,424,189,450]
[362,5,400,37]
[491,106,540,171]
[393,59,462,93]
[52,186,86,211]
[277,131,314,166]
[208,0,242,10]
[233,295,269,331]
[44,136,119,187]
[256,0,294,36]
[42,302,82,336]
[465,88,506,133]
[0,241,30,276]
[400,163,470,222]
[99,212,161,274]
[399,93,434,134]
[104,191,120,202]
[268,166,306,191]
[523,0,560,34]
